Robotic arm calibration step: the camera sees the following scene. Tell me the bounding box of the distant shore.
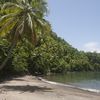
[0,75,100,100]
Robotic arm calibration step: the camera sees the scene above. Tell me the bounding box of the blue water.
[45,72,100,92]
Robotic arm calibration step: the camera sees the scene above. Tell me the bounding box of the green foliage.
[86,52,100,71]
[12,45,29,73]
[1,32,100,76]
[0,0,51,71]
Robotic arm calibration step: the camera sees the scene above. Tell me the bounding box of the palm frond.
[31,0,48,16]
[2,2,23,9]
[0,2,23,15]
[0,17,17,36]
[27,13,37,44]
[0,14,16,27]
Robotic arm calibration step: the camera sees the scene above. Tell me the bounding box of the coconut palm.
[0,0,16,3]
[0,0,51,70]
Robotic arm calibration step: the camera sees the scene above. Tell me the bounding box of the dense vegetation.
[0,32,100,76]
[0,0,100,77]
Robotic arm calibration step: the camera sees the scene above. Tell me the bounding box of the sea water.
[44,72,100,93]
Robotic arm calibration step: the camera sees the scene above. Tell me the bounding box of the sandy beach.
[0,75,100,100]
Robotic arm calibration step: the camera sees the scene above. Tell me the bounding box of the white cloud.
[83,42,100,53]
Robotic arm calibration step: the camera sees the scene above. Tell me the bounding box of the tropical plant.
[0,0,51,70]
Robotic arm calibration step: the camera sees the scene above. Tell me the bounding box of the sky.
[46,0,100,52]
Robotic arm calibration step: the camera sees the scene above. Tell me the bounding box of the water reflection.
[45,72,100,90]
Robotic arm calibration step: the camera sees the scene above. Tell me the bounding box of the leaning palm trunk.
[0,42,16,70]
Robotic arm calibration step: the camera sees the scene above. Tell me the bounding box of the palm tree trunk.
[0,42,16,70]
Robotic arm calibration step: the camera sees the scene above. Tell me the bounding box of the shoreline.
[38,77,100,93]
[0,75,100,100]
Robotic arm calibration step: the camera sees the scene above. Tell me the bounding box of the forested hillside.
[0,32,100,76]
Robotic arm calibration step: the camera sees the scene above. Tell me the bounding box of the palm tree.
[0,0,16,3]
[0,0,51,70]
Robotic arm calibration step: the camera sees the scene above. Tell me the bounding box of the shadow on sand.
[1,85,53,93]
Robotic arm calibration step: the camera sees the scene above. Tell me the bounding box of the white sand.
[0,75,100,100]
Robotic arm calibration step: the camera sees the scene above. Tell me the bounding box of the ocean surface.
[44,72,100,93]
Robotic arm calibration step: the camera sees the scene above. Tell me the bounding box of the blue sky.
[46,0,100,52]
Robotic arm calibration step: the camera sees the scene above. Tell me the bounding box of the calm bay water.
[44,72,100,92]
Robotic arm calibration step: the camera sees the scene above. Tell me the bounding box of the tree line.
[0,32,100,76]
